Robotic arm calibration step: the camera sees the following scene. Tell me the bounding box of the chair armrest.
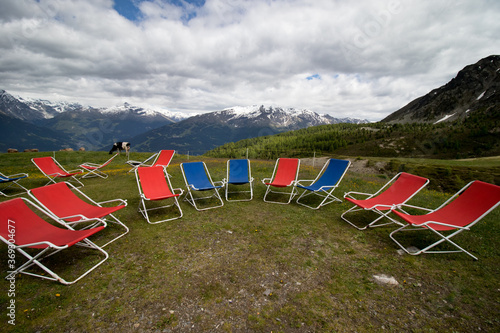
[261,178,271,184]
[173,188,184,196]
[296,179,315,186]
[7,173,29,178]
[343,191,372,200]
[213,180,226,188]
[80,162,100,167]
[68,169,84,174]
[97,198,128,207]
[393,203,434,214]
[16,241,69,250]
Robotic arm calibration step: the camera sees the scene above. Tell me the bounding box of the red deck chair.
[390,180,500,260]
[262,158,300,204]
[79,153,118,179]
[0,197,108,285]
[32,156,84,187]
[127,150,175,173]
[342,172,429,230]
[135,166,183,223]
[28,182,128,247]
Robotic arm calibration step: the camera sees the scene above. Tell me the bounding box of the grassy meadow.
[0,151,499,332]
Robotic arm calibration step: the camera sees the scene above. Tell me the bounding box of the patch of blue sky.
[306,74,321,80]
[113,0,205,22]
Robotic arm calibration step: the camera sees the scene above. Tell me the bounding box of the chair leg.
[8,239,109,285]
[341,205,402,230]
[296,189,341,209]
[389,225,478,260]
[263,185,297,204]
[138,198,183,224]
[183,189,224,211]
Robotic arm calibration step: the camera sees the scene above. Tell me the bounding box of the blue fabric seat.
[181,162,224,211]
[225,159,254,201]
[295,158,350,209]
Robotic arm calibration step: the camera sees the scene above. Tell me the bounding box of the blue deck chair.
[225,159,254,201]
[0,171,29,197]
[180,162,225,211]
[295,158,351,209]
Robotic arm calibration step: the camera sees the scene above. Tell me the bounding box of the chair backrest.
[182,162,214,189]
[372,172,429,205]
[137,166,174,199]
[33,157,66,175]
[0,198,98,248]
[228,159,250,184]
[312,158,350,188]
[0,173,11,182]
[152,150,175,167]
[430,181,500,228]
[30,182,96,219]
[101,153,118,167]
[271,158,299,186]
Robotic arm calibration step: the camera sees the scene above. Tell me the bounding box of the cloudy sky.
[1,0,499,121]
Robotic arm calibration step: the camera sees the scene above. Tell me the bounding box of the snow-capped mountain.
[0,90,190,123]
[131,105,368,153]
[202,105,367,129]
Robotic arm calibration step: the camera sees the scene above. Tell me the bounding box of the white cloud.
[1,0,499,121]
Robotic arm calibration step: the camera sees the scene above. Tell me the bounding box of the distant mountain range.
[131,106,368,154]
[382,55,500,123]
[0,91,367,152]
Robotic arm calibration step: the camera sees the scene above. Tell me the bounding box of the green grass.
[0,151,499,332]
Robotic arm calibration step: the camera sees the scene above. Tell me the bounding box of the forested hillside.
[205,108,500,160]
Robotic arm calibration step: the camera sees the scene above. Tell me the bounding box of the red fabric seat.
[29,182,128,247]
[342,172,429,230]
[138,166,180,201]
[136,166,184,223]
[390,181,500,260]
[0,197,108,285]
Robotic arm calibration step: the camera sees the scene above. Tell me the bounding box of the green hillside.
[206,108,500,160]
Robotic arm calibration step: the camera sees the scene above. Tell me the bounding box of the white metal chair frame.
[341,172,429,230]
[32,156,84,187]
[224,159,254,202]
[28,182,129,248]
[180,162,225,211]
[135,167,184,224]
[79,153,118,179]
[262,158,300,204]
[389,181,500,260]
[1,197,109,285]
[0,172,29,197]
[295,158,351,210]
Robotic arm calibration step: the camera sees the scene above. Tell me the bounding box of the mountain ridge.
[382,55,500,123]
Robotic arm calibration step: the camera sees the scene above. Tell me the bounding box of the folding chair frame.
[1,197,109,285]
[224,159,254,202]
[135,166,184,224]
[181,162,225,211]
[127,150,175,173]
[80,153,118,179]
[28,182,129,248]
[0,172,29,197]
[32,156,84,187]
[342,172,429,230]
[295,158,350,209]
[262,158,300,204]
[389,181,500,260]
